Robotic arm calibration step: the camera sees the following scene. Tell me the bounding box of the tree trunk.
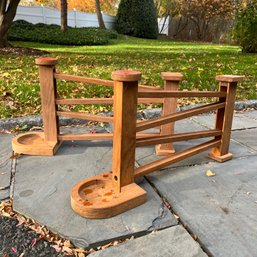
[95,0,106,29]
[60,0,67,32]
[0,0,20,48]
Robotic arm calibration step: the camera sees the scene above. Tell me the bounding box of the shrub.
[8,20,118,46]
[116,0,158,39]
[233,1,257,53]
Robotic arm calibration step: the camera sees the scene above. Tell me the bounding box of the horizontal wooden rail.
[138,84,161,91]
[138,91,227,98]
[58,133,113,141]
[56,98,113,105]
[136,129,221,147]
[134,139,221,178]
[58,133,160,141]
[54,73,161,92]
[54,73,113,87]
[57,111,114,123]
[56,98,164,105]
[136,102,226,132]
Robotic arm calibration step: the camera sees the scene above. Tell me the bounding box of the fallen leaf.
[11,247,17,253]
[16,215,26,227]
[30,238,37,248]
[206,170,216,177]
[63,240,72,248]
[62,246,73,254]
[51,244,62,252]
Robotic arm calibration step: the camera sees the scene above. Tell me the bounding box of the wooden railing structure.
[12,57,244,219]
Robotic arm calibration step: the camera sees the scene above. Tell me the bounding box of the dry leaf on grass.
[206,170,216,177]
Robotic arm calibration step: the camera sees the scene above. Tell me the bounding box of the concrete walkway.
[1,110,257,256]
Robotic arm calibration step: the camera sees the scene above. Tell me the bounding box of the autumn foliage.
[34,0,117,15]
[174,0,235,40]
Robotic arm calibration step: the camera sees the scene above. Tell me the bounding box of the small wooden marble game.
[12,57,244,218]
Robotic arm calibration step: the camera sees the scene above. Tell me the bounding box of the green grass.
[0,37,256,118]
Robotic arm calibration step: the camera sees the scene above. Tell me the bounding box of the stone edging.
[1,100,257,131]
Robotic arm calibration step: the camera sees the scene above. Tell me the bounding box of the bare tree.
[60,0,67,32]
[95,0,106,29]
[0,0,21,48]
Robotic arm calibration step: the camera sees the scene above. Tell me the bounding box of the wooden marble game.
[12,57,244,218]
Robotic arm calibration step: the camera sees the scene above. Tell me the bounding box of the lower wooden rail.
[57,111,114,123]
[136,129,222,147]
[58,133,159,141]
[134,139,221,178]
[11,57,245,219]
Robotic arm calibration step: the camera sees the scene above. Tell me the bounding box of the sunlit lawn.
[0,37,256,118]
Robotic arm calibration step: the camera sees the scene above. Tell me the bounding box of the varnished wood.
[156,72,182,155]
[70,172,146,219]
[58,133,113,141]
[56,98,113,105]
[216,75,245,83]
[12,132,61,156]
[35,57,58,66]
[134,139,221,178]
[54,73,114,86]
[58,133,159,141]
[137,91,227,98]
[209,78,242,162]
[57,111,114,123]
[136,129,221,147]
[112,71,141,193]
[161,72,183,81]
[138,84,161,91]
[36,58,59,143]
[111,70,141,82]
[55,73,161,92]
[136,102,226,132]
[56,97,164,105]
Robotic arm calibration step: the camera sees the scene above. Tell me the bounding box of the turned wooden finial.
[161,72,183,81]
[216,75,245,83]
[112,70,141,82]
[35,57,58,66]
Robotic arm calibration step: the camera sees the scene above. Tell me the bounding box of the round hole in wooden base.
[12,132,60,156]
[71,172,147,219]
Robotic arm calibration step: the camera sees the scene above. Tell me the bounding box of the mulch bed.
[0,47,48,56]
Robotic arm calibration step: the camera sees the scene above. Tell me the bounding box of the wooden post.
[156,72,183,155]
[209,75,244,162]
[71,70,146,218]
[35,57,59,144]
[112,70,141,193]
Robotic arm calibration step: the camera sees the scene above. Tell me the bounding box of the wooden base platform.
[71,172,147,219]
[12,132,60,156]
[155,144,175,156]
[208,150,233,163]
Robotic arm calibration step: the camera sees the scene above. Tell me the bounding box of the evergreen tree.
[116,0,158,39]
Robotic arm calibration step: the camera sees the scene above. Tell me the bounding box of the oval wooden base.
[12,132,60,156]
[71,172,147,219]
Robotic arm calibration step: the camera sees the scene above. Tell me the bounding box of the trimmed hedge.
[116,0,158,39]
[8,20,118,45]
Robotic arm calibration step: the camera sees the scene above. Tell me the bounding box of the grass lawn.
[0,36,256,119]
